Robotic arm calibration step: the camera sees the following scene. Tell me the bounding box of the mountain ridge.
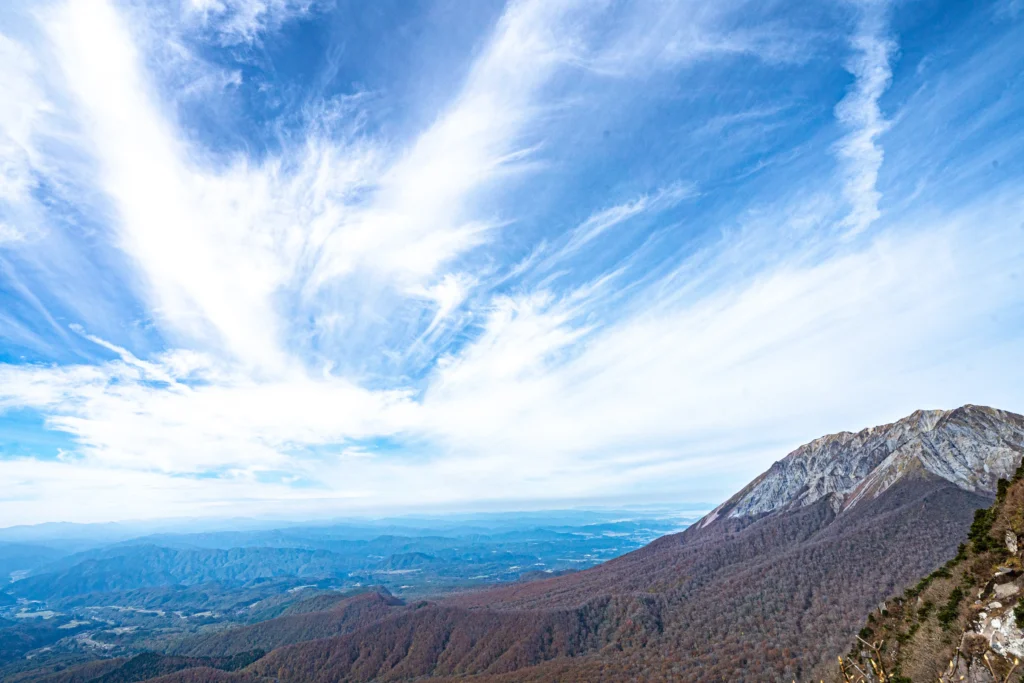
[700,405,1024,527]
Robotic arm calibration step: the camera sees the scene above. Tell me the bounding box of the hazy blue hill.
[104,511,693,552]
[9,546,352,600]
[0,523,172,555]
[0,542,68,579]
[40,578,332,619]
[380,552,438,570]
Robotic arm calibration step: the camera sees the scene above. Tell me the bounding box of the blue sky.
[0,0,1022,525]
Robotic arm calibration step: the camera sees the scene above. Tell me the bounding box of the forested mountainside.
[838,462,1024,682]
[6,651,265,683]
[8,405,1024,682]
[168,590,404,658]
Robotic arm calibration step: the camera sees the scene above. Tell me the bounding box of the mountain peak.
[701,405,1024,526]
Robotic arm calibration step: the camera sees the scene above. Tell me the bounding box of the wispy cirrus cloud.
[183,0,315,45]
[305,0,603,295]
[834,0,895,237]
[0,33,50,243]
[558,183,696,259]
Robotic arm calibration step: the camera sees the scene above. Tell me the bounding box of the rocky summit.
[703,405,1024,524]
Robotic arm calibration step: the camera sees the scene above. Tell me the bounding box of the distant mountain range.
[9,546,353,600]
[0,510,685,680]
[5,405,1024,682]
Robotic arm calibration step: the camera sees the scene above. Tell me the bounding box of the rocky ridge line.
[699,405,1024,527]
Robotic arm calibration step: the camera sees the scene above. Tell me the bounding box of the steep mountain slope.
[837,463,1024,683]
[38,405,1024,682]
[245,596,660,682]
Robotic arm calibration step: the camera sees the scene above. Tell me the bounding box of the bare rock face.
[711,405,1024,521]
[952,575,1024,683]
[1007,530,1019,555]
[993,583,1019,600]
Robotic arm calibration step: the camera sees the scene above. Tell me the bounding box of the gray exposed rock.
[717,405,1024,520]
[1007,530,1019,555]
[994,583,1019,599]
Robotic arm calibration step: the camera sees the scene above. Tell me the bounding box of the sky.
[0,0,1022,526]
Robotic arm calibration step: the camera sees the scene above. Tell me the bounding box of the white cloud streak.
[0,33,50,243]
[306,0,595,293]
[560,184,696,257]
[834,0,895,237]
[46,0,306,370]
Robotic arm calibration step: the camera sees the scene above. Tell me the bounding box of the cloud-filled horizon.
[1,0,1022,526]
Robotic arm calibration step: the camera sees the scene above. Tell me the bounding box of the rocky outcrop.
[712,405,1024,521]
[838,454,1024,683]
